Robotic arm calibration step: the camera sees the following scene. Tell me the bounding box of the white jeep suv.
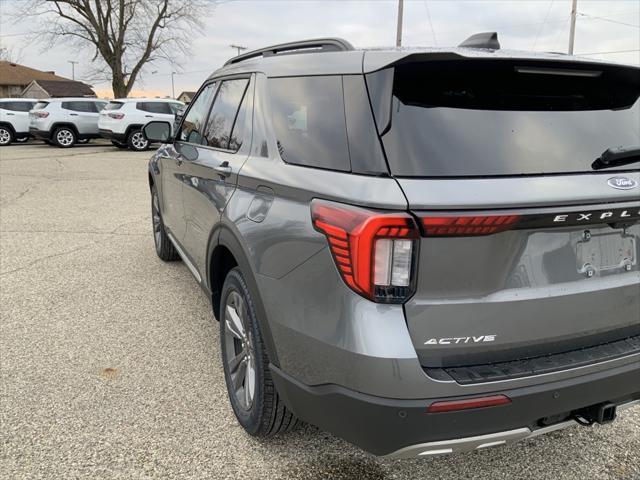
[0,98,37,146]
[98,98,184,151]
[29,98,107,148]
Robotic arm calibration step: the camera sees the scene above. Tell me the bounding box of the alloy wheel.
[0,128,11,145]
[223,290,256,411]
[152,191,162,250]
[56,129,74,147]
[131,131,149,150]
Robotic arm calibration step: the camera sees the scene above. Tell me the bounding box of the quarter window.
[203,78,249,150]
[268,76,350,172]
[178,83,217,144]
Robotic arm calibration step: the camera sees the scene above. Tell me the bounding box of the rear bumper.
[270,359,640,457]
[29,128,50,140]
[99,129,126,143]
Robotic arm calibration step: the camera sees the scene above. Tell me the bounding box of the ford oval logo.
[607,177,638,190]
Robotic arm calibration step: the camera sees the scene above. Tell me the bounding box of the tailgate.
[401,182,640,367]
[368,56,640,368]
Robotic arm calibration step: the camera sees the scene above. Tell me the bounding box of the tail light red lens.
[108,112,125,119]
[422,215,521,236]
[34,111,49,118]
[311,199,418,303]
[426,395,511,413]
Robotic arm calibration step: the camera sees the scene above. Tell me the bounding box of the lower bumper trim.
[385,399,640,458]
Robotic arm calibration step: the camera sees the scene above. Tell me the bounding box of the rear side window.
[203,78,249,150]
[33,101,49,110]
[104,102,124,111]
[61,101,96,112]
[377,60,640,177]
[269,76,350,172]
[0,101,35,112]
[137,102,173,114]
[168,103,183,114]
[179,83,217,144]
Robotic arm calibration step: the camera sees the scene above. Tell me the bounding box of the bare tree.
[23,0,215,97]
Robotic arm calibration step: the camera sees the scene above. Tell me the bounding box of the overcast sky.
[1,0,638,98]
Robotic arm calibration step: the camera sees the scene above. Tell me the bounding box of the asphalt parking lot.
[1,142,639,479]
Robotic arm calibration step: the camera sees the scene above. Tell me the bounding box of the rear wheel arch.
[124,124,144,138]
[210,226,280,367]
[0,122,16,134]
[51,122,79,136]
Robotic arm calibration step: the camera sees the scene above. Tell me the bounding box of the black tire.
[53,127,76,148]
[220,267,298,436]
[127,129,149,151]
[44,139,54,145]
[111,140,128,149]
[0,126,14,146]
[151,185,179,261]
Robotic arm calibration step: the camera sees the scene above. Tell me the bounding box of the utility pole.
[568,0,578,54]
[68,60,78,80]
[171,72,176,99]
[396,0,404,47]
[230,44,248,56]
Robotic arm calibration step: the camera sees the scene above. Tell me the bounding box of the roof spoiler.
[458,32,500,50]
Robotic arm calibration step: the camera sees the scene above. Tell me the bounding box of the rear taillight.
[422,215,521,236]
[34,111,49,118]
[311,199,418,303]
[108,112,125,119]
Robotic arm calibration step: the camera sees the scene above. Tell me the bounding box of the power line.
[533,0,555,49]
[578,13,640,28]
[577,49,640,55]
[422,0,437,46]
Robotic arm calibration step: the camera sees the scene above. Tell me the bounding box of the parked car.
[29,98,107,148]
[143,36,640,458]
[98,98,184,151]
[0,98,37,146]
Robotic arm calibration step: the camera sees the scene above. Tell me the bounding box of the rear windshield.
[104,102,123,111]
[33,101,49,110]
[376,59,640,177]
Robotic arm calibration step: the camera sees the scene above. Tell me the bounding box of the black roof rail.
[223,38,354,66]
[458,32,500,50]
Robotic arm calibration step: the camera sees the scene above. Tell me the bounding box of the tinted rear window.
[0,101,35,112]
[203,78,249,150]
[104,102,124,111]
[377,60,640,177]
[137,102,173,114]
[61,101,97,112]
[269,76,350,172]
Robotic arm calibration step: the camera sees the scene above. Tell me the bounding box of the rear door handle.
[214,161,232,177]
[70,113,78,116]
[6,113,14,116]
[145,115,153,118]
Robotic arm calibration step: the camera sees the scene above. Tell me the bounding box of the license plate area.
[577,232,635,276]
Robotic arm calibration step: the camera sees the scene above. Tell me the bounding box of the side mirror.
[143,121,172,143]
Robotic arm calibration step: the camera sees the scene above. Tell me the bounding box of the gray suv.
[144,35,640,457]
